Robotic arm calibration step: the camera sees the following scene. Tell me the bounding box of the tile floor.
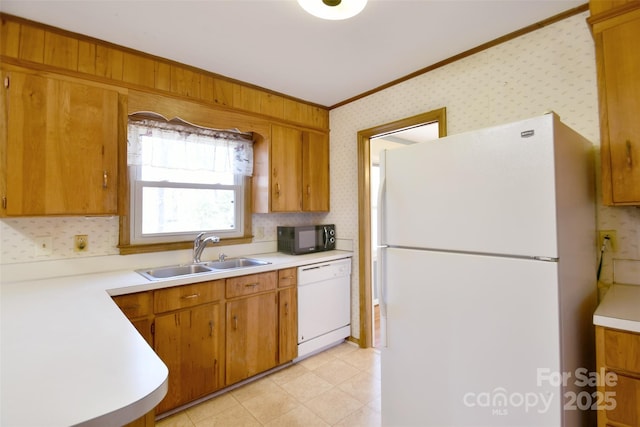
[156,342,381,427]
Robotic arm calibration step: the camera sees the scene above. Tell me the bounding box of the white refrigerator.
[378,113,596,427]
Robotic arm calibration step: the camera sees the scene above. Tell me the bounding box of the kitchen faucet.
[193,232,220,263]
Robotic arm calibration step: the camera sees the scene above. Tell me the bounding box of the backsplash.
[597,205,640,284]
[1,216,120,262]
[0,213,328,264]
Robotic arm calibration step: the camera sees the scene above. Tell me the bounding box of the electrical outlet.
[35,236,53,257]
[598,230,618,253]
[74,235,88,252]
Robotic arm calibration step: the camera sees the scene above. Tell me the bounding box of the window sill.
[118,236,254,255]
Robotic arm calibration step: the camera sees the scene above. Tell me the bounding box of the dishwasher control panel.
[298,257,351,284]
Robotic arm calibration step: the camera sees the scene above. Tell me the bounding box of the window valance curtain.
[127,115,254,176]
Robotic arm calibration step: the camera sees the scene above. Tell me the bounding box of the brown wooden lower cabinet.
[278,267,298,364]
[226,292,278,385]
[112,268,300,416]
[595,326,640,426]
[112,292,153,346]
[123,410,155,427]
[278,286,297,363]
[603,373,640,426]
[154,301,224,413]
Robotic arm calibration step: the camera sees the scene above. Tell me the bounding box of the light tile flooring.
[157,342,381,427]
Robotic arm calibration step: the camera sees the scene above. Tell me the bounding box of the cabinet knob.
[626,140,633,167]
[103,171,108,188]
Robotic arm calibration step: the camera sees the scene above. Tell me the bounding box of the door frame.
[356,108,447,348]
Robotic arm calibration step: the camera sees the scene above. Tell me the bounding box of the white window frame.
[129,170,245,245]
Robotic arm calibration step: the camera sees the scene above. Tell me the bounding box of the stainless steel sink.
[203,257,271,270]
[137,263,214,280]
[136,258,270,280]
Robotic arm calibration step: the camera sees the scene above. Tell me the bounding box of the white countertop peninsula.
[0,250,352,427]
[593,283,640,334]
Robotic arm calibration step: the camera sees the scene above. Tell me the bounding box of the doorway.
[356,108,447,348]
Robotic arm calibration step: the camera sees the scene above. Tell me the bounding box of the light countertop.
[593,283,640,334]
[0,250,352,427]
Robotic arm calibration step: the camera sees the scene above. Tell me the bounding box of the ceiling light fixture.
[297,0,368,20]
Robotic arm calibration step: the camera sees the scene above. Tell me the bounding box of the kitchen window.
[127,114,254,246]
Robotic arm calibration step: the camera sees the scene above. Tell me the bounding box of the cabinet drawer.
[112,292,153,318]
[154,280,224,313]
[278,268,297,288]
[604,373,640,426]
[604,329,640,373]
[226,271,277,298]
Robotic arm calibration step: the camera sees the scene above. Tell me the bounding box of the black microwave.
[277,224,336,255]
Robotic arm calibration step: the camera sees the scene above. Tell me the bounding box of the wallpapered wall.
[323,11,640,338]
[1,11,638,338]
[0,213,328,263]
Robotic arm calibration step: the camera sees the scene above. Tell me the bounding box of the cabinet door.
[3,71,118,215]
[226,292,278,385]
[598,15,640,204]
[154,302,224,413]
[112,292,153,346]
[302,131,330,211]
[278,287,298,363]
[271,124,302,212]
[130,317,154,347]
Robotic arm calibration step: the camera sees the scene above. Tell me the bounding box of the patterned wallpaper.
[1,11,638,338]
[0,213,329,263]
[324,11,639,337]
[1,216,121,261]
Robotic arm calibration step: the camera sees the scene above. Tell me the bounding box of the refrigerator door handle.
[377,151,388,348]
[377,150,387,249]
[378,246,388,348]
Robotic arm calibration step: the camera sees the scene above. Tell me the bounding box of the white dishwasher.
[297,257,352,359]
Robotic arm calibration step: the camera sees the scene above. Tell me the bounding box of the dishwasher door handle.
[300,264,331,272]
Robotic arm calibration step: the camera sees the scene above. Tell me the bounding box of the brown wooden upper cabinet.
[253,124,329,213]
[302,130,330,212]
[590,2,640,205]
[1,69,119,216]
